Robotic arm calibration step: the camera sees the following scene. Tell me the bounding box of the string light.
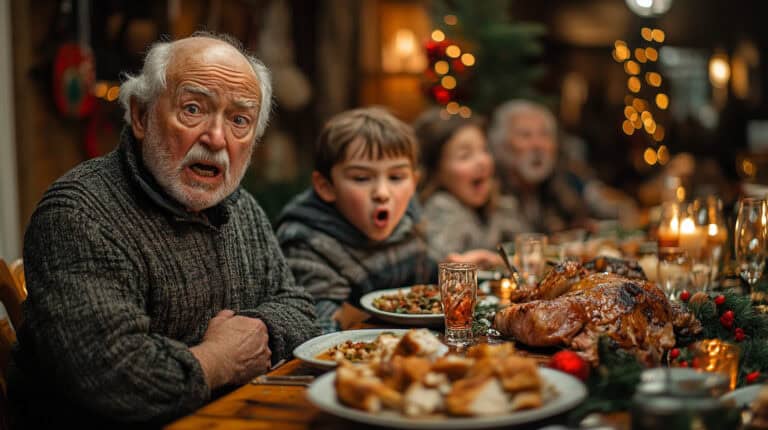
[641,27,653,41]
[655,93,669,109]
[444,14,458,25]
[651,29,665,43]
[624,60,640,75]
[657,145,670,164]
[646,72,662,87]
[434,61,450,75]
[645,47,658,62]
[644,147,658,165]
[445,45,461,58]
[460,53,475,66]
[106,86,120,101]
[441,75,457,89]
[446,101,460,114]
[431,30,445,42]
[459,106,472,118]
[622,119,635,135]
[634,48,647,63]
[628,76,641,93]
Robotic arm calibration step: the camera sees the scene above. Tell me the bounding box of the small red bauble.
[714,295,726,306]
[680,290,691,302]
[720,310,735,329]
[669,348,680,359]
[679,360,689,368]
[747,371,761,384]
[691,357,701,369]
[735,328,746,342]
[549,350,590,381]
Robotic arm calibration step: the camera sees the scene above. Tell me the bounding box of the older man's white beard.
[513,150,555,185]
[142,127,251,212]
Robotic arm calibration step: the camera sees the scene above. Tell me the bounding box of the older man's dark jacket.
[9,130,318,427]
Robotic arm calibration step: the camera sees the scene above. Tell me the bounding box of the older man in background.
[10,33,317,427]
[489,99,637,233]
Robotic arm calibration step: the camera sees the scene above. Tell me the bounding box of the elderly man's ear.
[130,98,147,141]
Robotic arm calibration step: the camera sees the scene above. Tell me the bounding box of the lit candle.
[658,213,680,247]
[499,278,514,304]
[679,216,706,259]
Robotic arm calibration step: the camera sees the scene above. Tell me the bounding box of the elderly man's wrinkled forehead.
[164,37,260,94]
[506,107,557,133]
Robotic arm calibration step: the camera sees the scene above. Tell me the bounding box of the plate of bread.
[306,329,587,429]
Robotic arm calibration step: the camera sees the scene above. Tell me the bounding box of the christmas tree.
[424,0,547,116]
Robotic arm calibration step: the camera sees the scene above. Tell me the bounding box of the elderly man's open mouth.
[187,162,225,180]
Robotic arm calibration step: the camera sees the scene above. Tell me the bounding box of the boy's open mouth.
[189,162,222,178]
[373,208,390,228]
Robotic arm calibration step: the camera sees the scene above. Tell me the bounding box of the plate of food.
[721,383,765,408]
[306,332,587,429]
[360,285,498,327]
[721,384,768,429]
[293,329,413,369]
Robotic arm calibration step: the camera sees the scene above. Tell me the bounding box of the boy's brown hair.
[314,107,420,180]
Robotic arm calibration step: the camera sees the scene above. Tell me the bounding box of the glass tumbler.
[439,262,477,347]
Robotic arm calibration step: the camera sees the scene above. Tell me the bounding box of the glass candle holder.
[515,233,547,288]
[690,339,741,391]
[439,262,477,347]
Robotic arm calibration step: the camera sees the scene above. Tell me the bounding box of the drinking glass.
[734,197,768,293]
[515,233,547,287]
[691,196,728,287]
[439,262,477,347]
[658,247,691,301]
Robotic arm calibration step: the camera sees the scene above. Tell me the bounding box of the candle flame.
[708,223,718,237]
[680,217,696,234]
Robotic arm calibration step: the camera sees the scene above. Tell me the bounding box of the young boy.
[276,107,436,333]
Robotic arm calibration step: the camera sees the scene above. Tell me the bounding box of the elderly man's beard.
[512,149,556,185]
[141,119,253,212]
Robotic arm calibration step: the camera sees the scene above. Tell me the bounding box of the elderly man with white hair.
[10,32,317,427]
[489,99,637,233]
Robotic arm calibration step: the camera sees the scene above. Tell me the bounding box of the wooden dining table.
[165,311,630,430]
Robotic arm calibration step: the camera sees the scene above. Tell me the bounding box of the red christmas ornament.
[669,348,680,359]
[432,86,452,104]
[691,357,701,369]
[679,360,689,368]
[735,328,746,342]
[714,295,726,306]
[747,371,761,384]
[549,350,590,381]
[720,310,735,329]
[680,290,691,302]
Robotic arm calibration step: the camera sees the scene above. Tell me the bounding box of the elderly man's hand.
[191,310,272,389]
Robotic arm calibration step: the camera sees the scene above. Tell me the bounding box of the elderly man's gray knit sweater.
[12,131,318,425]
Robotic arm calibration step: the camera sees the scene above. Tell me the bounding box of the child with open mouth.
[414,108,530,268]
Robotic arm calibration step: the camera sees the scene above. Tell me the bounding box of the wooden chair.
[0,260,23,331]
[0,261,19,430]
[8,260,25,302]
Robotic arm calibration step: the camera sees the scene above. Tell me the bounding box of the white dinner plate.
[293,329,412,369]
[721,384,764,408]
[306,367,587,429]
[360,286,499,327]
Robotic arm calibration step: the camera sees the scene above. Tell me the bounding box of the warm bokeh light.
[459,106,472,118]
[644,119,657,134]
[655,93,669,109]
[622,119,635,135]
[444,14,458,25]
[613,41,630,62]
[676,186,686,202]
[743,159,756,177]
[644,147,658,165]
[624,60,640,75]
[634,48,647,63]
[651,29,665,43]
[431,29,446,42]
[446,45,462,58]
[641,110,653,122]
[106,86,120,101]
[441,75,457,89]
[440,109,451,120]
[460,53,476,66]
[653,124,666,142]
[632,98,647,112]
[657,145,670,164]
[645,47,658,62]
[624,105,638,120]
[628,76,641,93]
[94,82,108,98]
[646,72,662,87]
[435,61,450,75]
[709,53,731,88]
[446,101,460,114]
[641,27,653,41]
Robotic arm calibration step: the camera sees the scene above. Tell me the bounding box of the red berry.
[549,350,590,381]
[669,348,680,359]
[747,371,761,384]
[714,295,726,306]
[679,360,689,368]
[680,290,691,301]
[723,310,735,320]
[735,328,746,342]
[720,310,735,329]
[691,357,701,368]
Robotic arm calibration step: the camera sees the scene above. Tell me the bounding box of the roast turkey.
[493,258,701,365]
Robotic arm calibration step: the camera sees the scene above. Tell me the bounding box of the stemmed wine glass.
[690,196,728,289]
[734,197,768,293]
